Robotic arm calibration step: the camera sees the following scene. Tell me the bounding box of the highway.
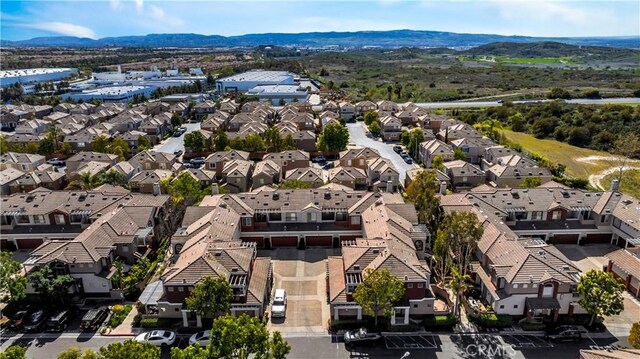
[414,97,640,109]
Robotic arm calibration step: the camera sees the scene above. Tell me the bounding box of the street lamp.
[400,352,410,359]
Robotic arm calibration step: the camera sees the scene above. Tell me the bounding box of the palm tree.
[445,266,472,316]
[46,125,64,152]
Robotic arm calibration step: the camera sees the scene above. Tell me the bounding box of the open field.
[458,55,582,65]
[602,169,640,199]
[502,130,618,178]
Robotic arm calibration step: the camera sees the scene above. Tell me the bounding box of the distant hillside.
[2,30,638,49]
[463,41,639,59]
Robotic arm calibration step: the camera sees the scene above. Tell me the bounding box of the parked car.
[135,330,177,346]
[45,308,76,332]
[271,289,287,318]
[545,325,586,343]
[179,126,188,133]
[173,131,182,137]
[173,150,183,156]
[344,328,382,346]
[80,307,108,331]
[189,330,211,346]
[23,310,47,332]
[190,157,206,165]
[311,156,326,163]
[9,310,30,331]
[393,145,402,153]
[404,157,413,164]
[46,158,65,166]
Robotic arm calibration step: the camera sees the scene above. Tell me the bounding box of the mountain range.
[2,30,638,48]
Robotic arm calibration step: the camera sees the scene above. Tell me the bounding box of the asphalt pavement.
[346,122,418,184]
[153,123,201,154]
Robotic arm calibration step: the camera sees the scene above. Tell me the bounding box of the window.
[269,213,282,221]
[351,216,360,225]
[307,212,316,222]
[514,305,519,309]
[241,217,252,226]
[513,284,519,289]
[552,211,561,220]
[532,211,544,220]
[78,142,85,147]
[168,287,174,292]
[55,214,65,225]
[209,163,216,169]
[286,212,297,222]
[122,246,129,253]
[256,213,268,223]
[407,283,413,288]
[417,283,424,288]
[21,164,29,171]
[336,212,348,222]
[17,215,29,224]
[33,215,45,224]
[499,305,504,309]
[542,283,554,297]
[78,263,84,268]
[600,214,608,223]
[178,287,184,292]
[523,284,528,289]
[321,212,335,221]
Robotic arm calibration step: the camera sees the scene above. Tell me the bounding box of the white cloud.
[149,4,183,28]
[110,0,121,11]
[25,22,97,38]
[135,0,144,12]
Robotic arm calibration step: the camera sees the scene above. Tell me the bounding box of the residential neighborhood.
[1,70,640,359]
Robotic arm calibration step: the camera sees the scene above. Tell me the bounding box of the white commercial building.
[0,68,78,88]
[216,70,296,93]
[63,85,155,102]
[246,85,309,105]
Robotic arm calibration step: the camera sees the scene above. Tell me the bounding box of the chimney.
[439,181,447,195]
[386,180,393,193]
[152,183,161,196]
[610,179,619,192]
[212,183,219,195]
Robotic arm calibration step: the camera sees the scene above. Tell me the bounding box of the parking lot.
[500,334,553,348]
[263,248,338,336]
[384,333,438,350]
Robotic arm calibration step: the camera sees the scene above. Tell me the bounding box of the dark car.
[23,310,47,332]
[404,157,413,164]
[45,308,76,332]
[9,310,30,331]
[173,130,182,137]
[173,150,183,156]
[545,325,586,343]
[393,145,402,153]
[344,328,382,346]
[311,156,326,163]
[80,307,108,331]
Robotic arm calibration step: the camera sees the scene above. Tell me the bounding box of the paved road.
[346,122,418,184]
[414,97,640,109]
[153,123,201,154]
[1,332,617,359]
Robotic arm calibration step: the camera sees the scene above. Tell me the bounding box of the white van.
[271,289,287,318]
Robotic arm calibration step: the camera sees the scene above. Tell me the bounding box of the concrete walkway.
[107,305,141,336]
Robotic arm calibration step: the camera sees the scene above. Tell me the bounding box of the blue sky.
[1,0,639,41]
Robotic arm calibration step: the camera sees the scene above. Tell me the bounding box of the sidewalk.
[104,306,142,336]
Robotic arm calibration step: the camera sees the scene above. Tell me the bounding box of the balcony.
[250,221,354,233]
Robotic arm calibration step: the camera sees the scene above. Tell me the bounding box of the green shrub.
[520,322,546,331]
[474,313,512,328]
[329,319,371,332]
[140,317,177,329]
[424,314,458,330]
[108,304,132,328]
[132,314,142,327]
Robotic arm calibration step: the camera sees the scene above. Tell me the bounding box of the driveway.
[153,123,201,154]
[346,123,418,183]
[262,248,338,336]
[556,244,640,345]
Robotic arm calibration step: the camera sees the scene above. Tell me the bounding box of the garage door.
[271,236,298,247]
[547,234,579,245]
[241,237,264,248]
[584,233,612,244]
[305,236,333,247]
[17,238,44,249]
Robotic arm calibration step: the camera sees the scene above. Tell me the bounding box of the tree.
[577,270,625,326]
[405,170,440,234]
[137,136,151,151]
[264,126,283,153]
[29,264,75,305]
[445,266,472,316]
[367,120,380,138]
[0,346,27,359]
[92,135,109,153]
[437,211,483,277]
[282,134,297,151]
[184,131,206,152]
[0,252,27,303]
[278,179,313,189]
[611,133,640,185]
[162,171,207,207]
[57,347,99,359]
[243,134,266,152]
[473,119,502,142]
[508,112,527,132]
[520,177,542,188]
[317,123,349,153]
[171,113,183,128]
[363,111,378,126]
[0,136,9,154]
[38,137,56,155]
[212,130,230,152]
[98,340,160,359]
[547,87,571,99]
[432,154,444,171]
[353,268,405,328]
[46,125,64,151]
[568,127,591,147]
[185,275,233,318]
[453,148,466,161]
[630,322,640,349]
[209,314,289,359]
[406,128,424,159]
[100,170,128,186]
[61,142,73,155]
